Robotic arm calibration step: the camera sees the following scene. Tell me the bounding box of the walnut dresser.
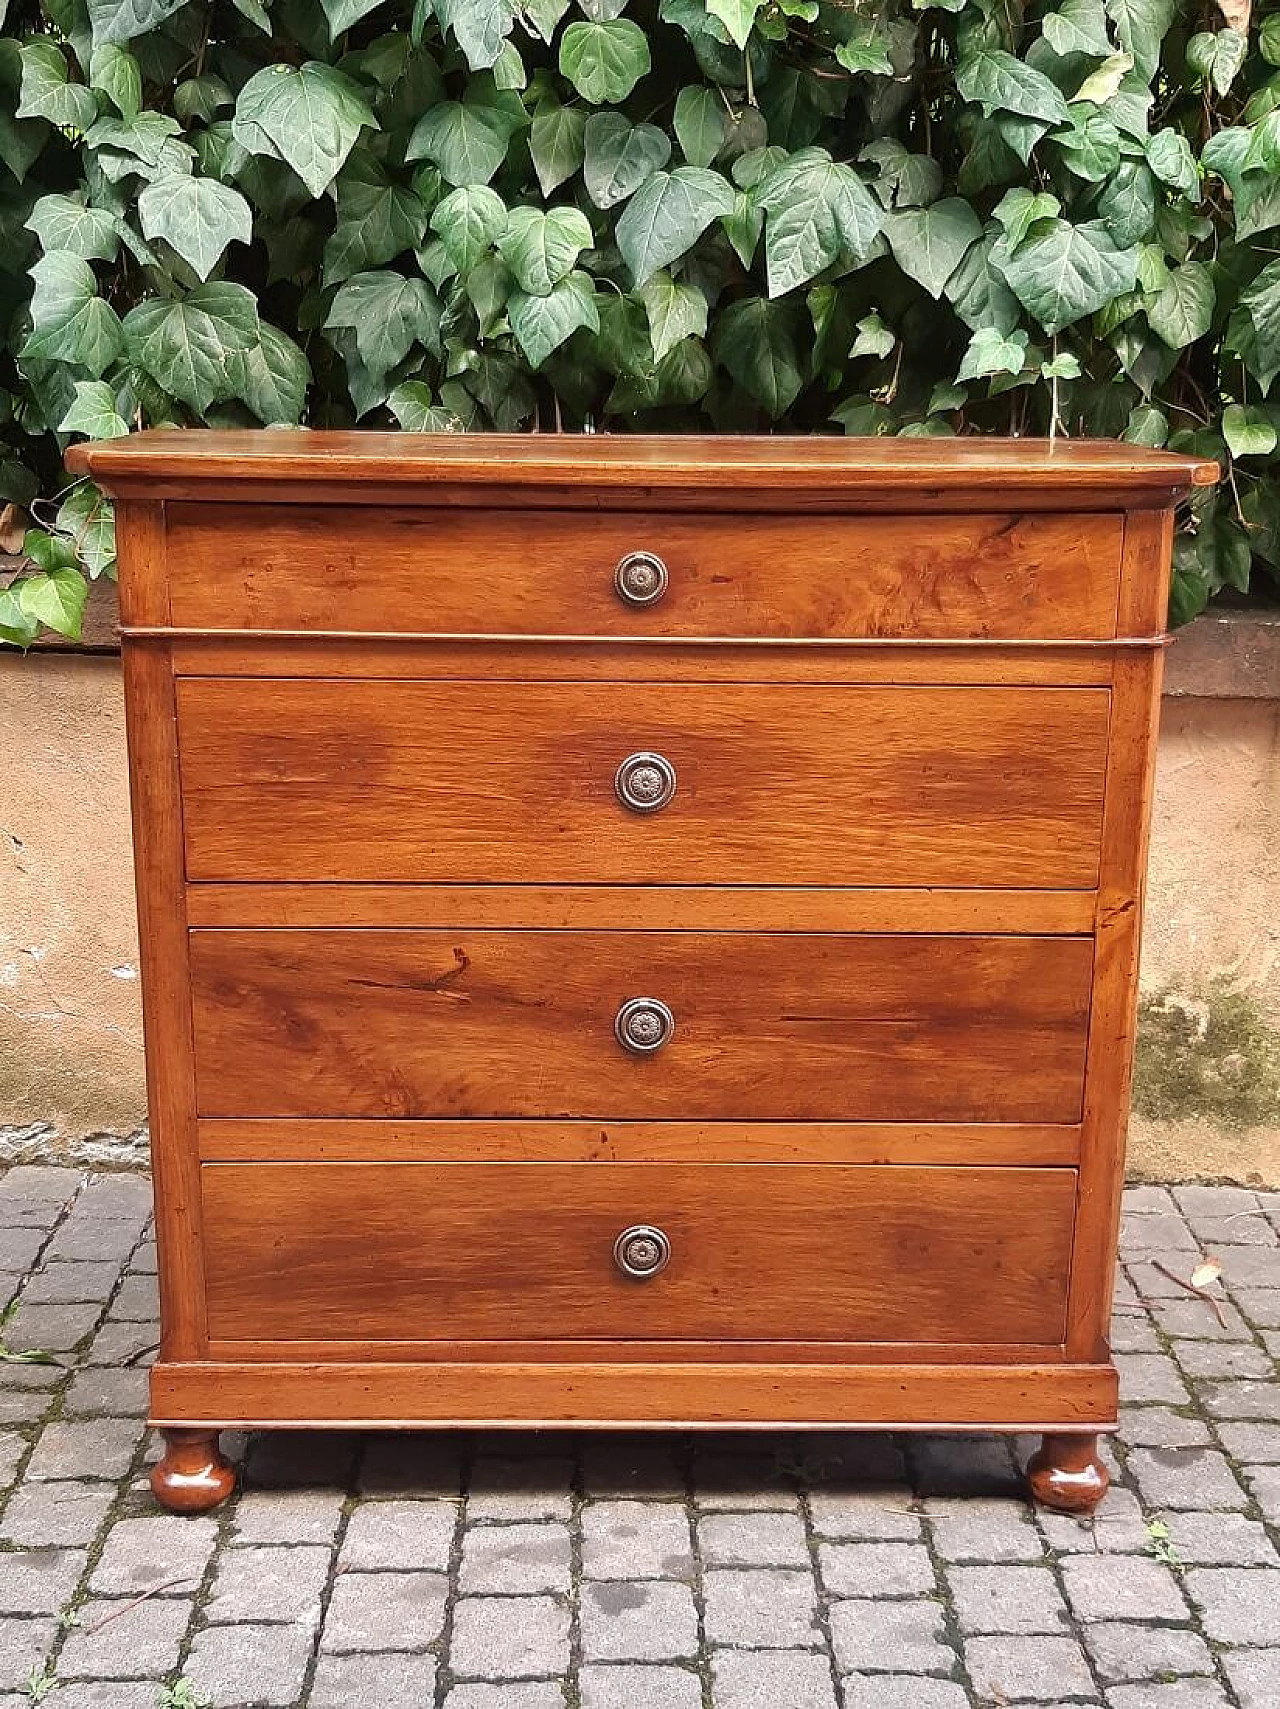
[69,431,1216,1516]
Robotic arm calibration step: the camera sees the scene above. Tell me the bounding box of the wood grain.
[183,883,1097,933]
[196,1118,1082,1166]
[164,504,1124,640]
[176,680,1111,887]
[200,1162,1077,1345]
[189,930,1093,1123]
[149,1356,1119,1430]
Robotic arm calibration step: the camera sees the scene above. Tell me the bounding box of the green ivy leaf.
[956,47,1072,125]
[387,381,463,429]
[124,281,260,411]
[1187,30,1248,98]
[89,44,142,119]
[957,325,1029,380]
[1052,108,1121,182]
[712,294,804,416]
[324,156,428,286]
[1071,51,1133,106]
[615,165,734,286]
[1146,128,1199,199]
[1104,0,1174,82]
[138,174,253,281]
[674,86,725,168]
[26,194,119,261]
[0,588,40,650]
[233,62,378,198]
[22,252,124,375]
[835,25,894,77]
[407,79,525,186]
[1237,258,1280,388]
[1222,403,1277,459]
[508,268,600,364]
[234,322,312,424]
[992,187,1060,251]
[56,482,116,578]
[850,311,894,359]
[1123,402,1169,446]
[995,218,1138,335]
[58,379,130,438]
[583,111,670,207]
[17,562,88,639]
[639,268,708,362]
[756,148,884,296]
[706,0,764,51]
[325,269,441,375]
[886,197,981,298]
[17,41,99,134]
[430,184,508,274]
[559,19,651,104]
[1146,260,1214,350]
[86,0,189,46]
[530,99,586,196]
[435,0,517,70]
[497,204,594,294]
[1042,0,1114,60]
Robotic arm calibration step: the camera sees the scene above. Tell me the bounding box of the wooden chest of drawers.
[70,431,1215,1516]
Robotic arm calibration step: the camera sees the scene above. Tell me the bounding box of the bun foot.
[151,1428,236,1514]
[1027,1432,1109,1515]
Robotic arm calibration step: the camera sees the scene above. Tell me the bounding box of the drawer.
[177,680,1110,887]
[189,930,1093,1122]
[164,504,1123,639]
[201,1162,1077,1345]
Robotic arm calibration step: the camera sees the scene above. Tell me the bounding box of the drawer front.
[189,930,1093,1122]
[165,504,1123,639]
[177,680,1110,887]
[201,1162,1077,1345]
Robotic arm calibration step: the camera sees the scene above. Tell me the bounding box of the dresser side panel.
[1068,510,1173,1358]
[117,499,207,1361]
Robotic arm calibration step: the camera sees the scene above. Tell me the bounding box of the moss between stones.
[1134,984,1280,1129]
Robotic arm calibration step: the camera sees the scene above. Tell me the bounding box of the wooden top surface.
[68,430,1217,498]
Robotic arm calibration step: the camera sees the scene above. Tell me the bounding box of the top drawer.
[164,505,1124,640]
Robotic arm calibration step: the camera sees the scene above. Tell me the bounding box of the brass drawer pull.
[615,751,676,814]
[615,996,675,1055]
[614,550,668,607]
[614,1224,671,1278]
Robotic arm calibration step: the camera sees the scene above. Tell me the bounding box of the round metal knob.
[614,1224,671,1278]
[615,751,676,814]
[614,551,668,607]
[615,996,675,1055]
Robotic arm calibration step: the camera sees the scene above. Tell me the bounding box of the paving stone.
[459,1521,572,1594]
[1192,1216,1277,1246]
[0,1386,52,1425]
[186,1619,313,1706]
[581,1501,693,1580]
[1113,1355,1192,1405]
[1149,1299,1251,1340]
[204,1543,330,1625]
[580,1439,685,1498]
[467,1456,574,1521]
[946,1563,1070,1634]
[450,1592,571,1676]
[807,1489,920,1540]
[1059,1553,1190,1623]
[1221,1648,1280,1709]
[229,1487,346,1545]
[1173,1185,1260,1218]
[928,1496,1043,1562]
[3,1302,100,1352]
[321,1569,447,1651]
[129,1241,157,1272]
[0,1481,113,1547]
[311,1652,438,1708]
[61,1368,149,1418]
[1197,1376,1280,1417]
[828,1598,952,1674]
[1123,1187,1176,1214]
[0,1231,49,1269]
[0,1615,56,1693]
[1163,1510,1278,1565]
[710,1648,838,1708]
[692,1451,801,1512]
[57,1596,191,1679]
[355,1431,463,1497]
[1126,1447,1247,1509]
[339,1497,456,1570]
[912,1436,1021,1497]
[0,1434,21,1485]
[445,1686,565,1709]
[699,1510,811,1568]
[1245,1463,1280,1519]
[19,1262,122,1305]
[25,1418,142,1482]
[89,1515,218,1595]
[702,1568,821,1649]
[1121,1213,1197,1252]
[81,1321,155,1366]
[1235,1289,1280,1327]
[966,1633,1097,1701]
[0,1548,84,1617]
[841,1681,970,1709]
[1104,1687,1229,1708]
[817,1541,935,1598]
[42,1686,164,1709]
[0,1167,80,1221]
[1183,1566,1280,1644]
[108,1275,158,1321]
[580,1579,698,1662]
[1083,1622,1215,1683]
[583,1662,704,1709]
[1109,1315,1163,1354]
[1125,1259,1211,1303]
[1118,1407,1213,1448]
[786,1435,907,1488]
[1218,1419,1280,1460]
[41,1219,140,1263]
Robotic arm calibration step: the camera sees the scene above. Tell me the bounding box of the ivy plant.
[1,0,1277,645]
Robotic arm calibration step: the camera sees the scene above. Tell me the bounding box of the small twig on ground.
[1150,1259,1227,1327]
[84,1578,194,1634]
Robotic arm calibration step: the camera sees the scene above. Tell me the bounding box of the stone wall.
[3,614,1278,1183]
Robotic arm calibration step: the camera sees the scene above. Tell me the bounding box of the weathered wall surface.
[3,641,1278,1183]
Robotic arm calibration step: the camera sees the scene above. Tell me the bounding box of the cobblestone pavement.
[1,1167,1278,1708]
